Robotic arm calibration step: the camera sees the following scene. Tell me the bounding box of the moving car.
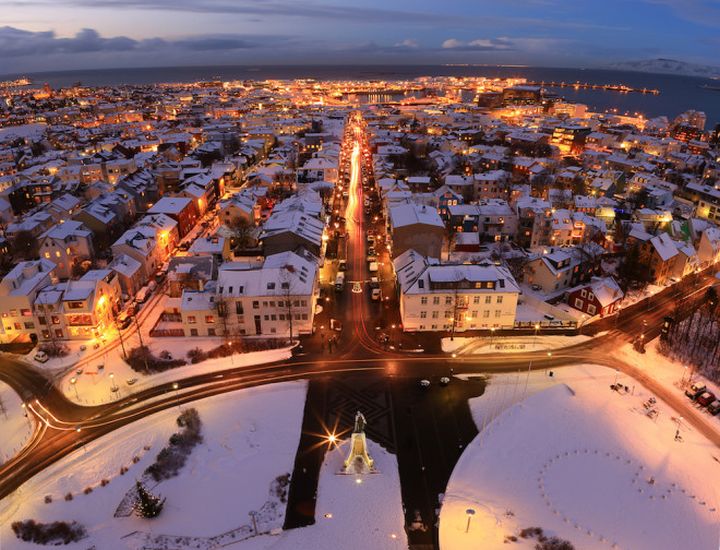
[707,400,720,416]
[330,318,343,332]
[371,288,382,301]
[368,261,378,273]
[696,391,716,407]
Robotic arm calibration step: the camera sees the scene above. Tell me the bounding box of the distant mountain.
[606,58,720,79]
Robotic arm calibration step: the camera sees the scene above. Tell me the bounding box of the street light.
[76,426,87,453]
[172,382,180,410]
[545,351,552,376]
[21,402,27,417]
[69,376,79,400]
[465,508,476,533]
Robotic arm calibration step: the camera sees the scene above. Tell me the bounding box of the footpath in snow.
[56,342,292,406]
[441,333,596,355]
[0,381,307,549]
[238,438,407,550]
[440,364,720,550]
[0,381,35,465]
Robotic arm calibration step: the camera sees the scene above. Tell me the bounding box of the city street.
[1,114,720,549]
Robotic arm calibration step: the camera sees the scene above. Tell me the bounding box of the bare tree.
[279,265,301,344]
[227,217,254,251]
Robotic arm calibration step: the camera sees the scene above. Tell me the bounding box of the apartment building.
[394,249,519,332]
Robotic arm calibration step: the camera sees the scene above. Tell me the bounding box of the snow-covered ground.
[442,334,595,354]
[0,381,35,465]
[616,341,720,433]
[58,344,292,406]
[237,438,408,550]
[440,364,720,550]
[0,381,307,549]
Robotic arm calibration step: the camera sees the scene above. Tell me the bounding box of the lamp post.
[465,508,476,533]
[76,426,87,453]
[21,402,27,417]
[674,416,683,442]
[490,327,496,349]
[69,376,79,400]
[524,324,540,395]
[545,351,552,376]
[172,382,180,410]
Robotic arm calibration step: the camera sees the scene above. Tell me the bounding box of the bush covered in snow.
[127,345,187,373]
[11,519,86,545]
[145,408,203,482]
[39,342,69,358]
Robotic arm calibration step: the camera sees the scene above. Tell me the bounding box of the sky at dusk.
[1,0,719,74]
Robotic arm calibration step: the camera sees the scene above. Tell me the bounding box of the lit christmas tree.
[133,480,166,518]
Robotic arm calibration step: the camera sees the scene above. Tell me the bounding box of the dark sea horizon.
[3,64,720,126]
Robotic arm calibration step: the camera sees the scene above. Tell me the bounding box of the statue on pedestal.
[343,411,375,473]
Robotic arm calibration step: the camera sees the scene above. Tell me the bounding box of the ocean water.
[5,65,720,126]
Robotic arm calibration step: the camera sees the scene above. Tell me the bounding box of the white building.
[394,249,519,332]
[180,249,319,338]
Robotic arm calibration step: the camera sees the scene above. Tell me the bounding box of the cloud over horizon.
[0,0,717,73]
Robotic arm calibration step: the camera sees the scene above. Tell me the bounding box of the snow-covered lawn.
[0,381,307,549]
[616,341,720,434]
[440,364,720,550]
[0,381,36,465]
[442,334,595,355]
[59,344,292,406]
[238,438,408,550]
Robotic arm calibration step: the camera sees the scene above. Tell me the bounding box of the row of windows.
[4,321,35,331]
[418,309,504,319]
[1,309,33,317]
[419,295,504,305]
[416,323,502,330]
[187,313,309,324]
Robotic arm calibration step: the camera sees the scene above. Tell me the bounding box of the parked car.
[338,260,347,271]
[371,288,382,301]
[330,318,343,332]
[34,351,49,363]
[368,261,378,273]
[335,272,345,292]
[439,377,450,386]
[419,379,431,388]
[685,383,707,400]
[369,277,380,289]
[696,391,716,407]
[707,400,720,416]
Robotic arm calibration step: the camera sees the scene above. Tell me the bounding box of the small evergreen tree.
[133,480,165,518]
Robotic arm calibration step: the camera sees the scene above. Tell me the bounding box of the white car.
[368,261,379,273]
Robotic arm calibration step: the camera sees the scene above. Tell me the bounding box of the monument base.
[343,432,375,474]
